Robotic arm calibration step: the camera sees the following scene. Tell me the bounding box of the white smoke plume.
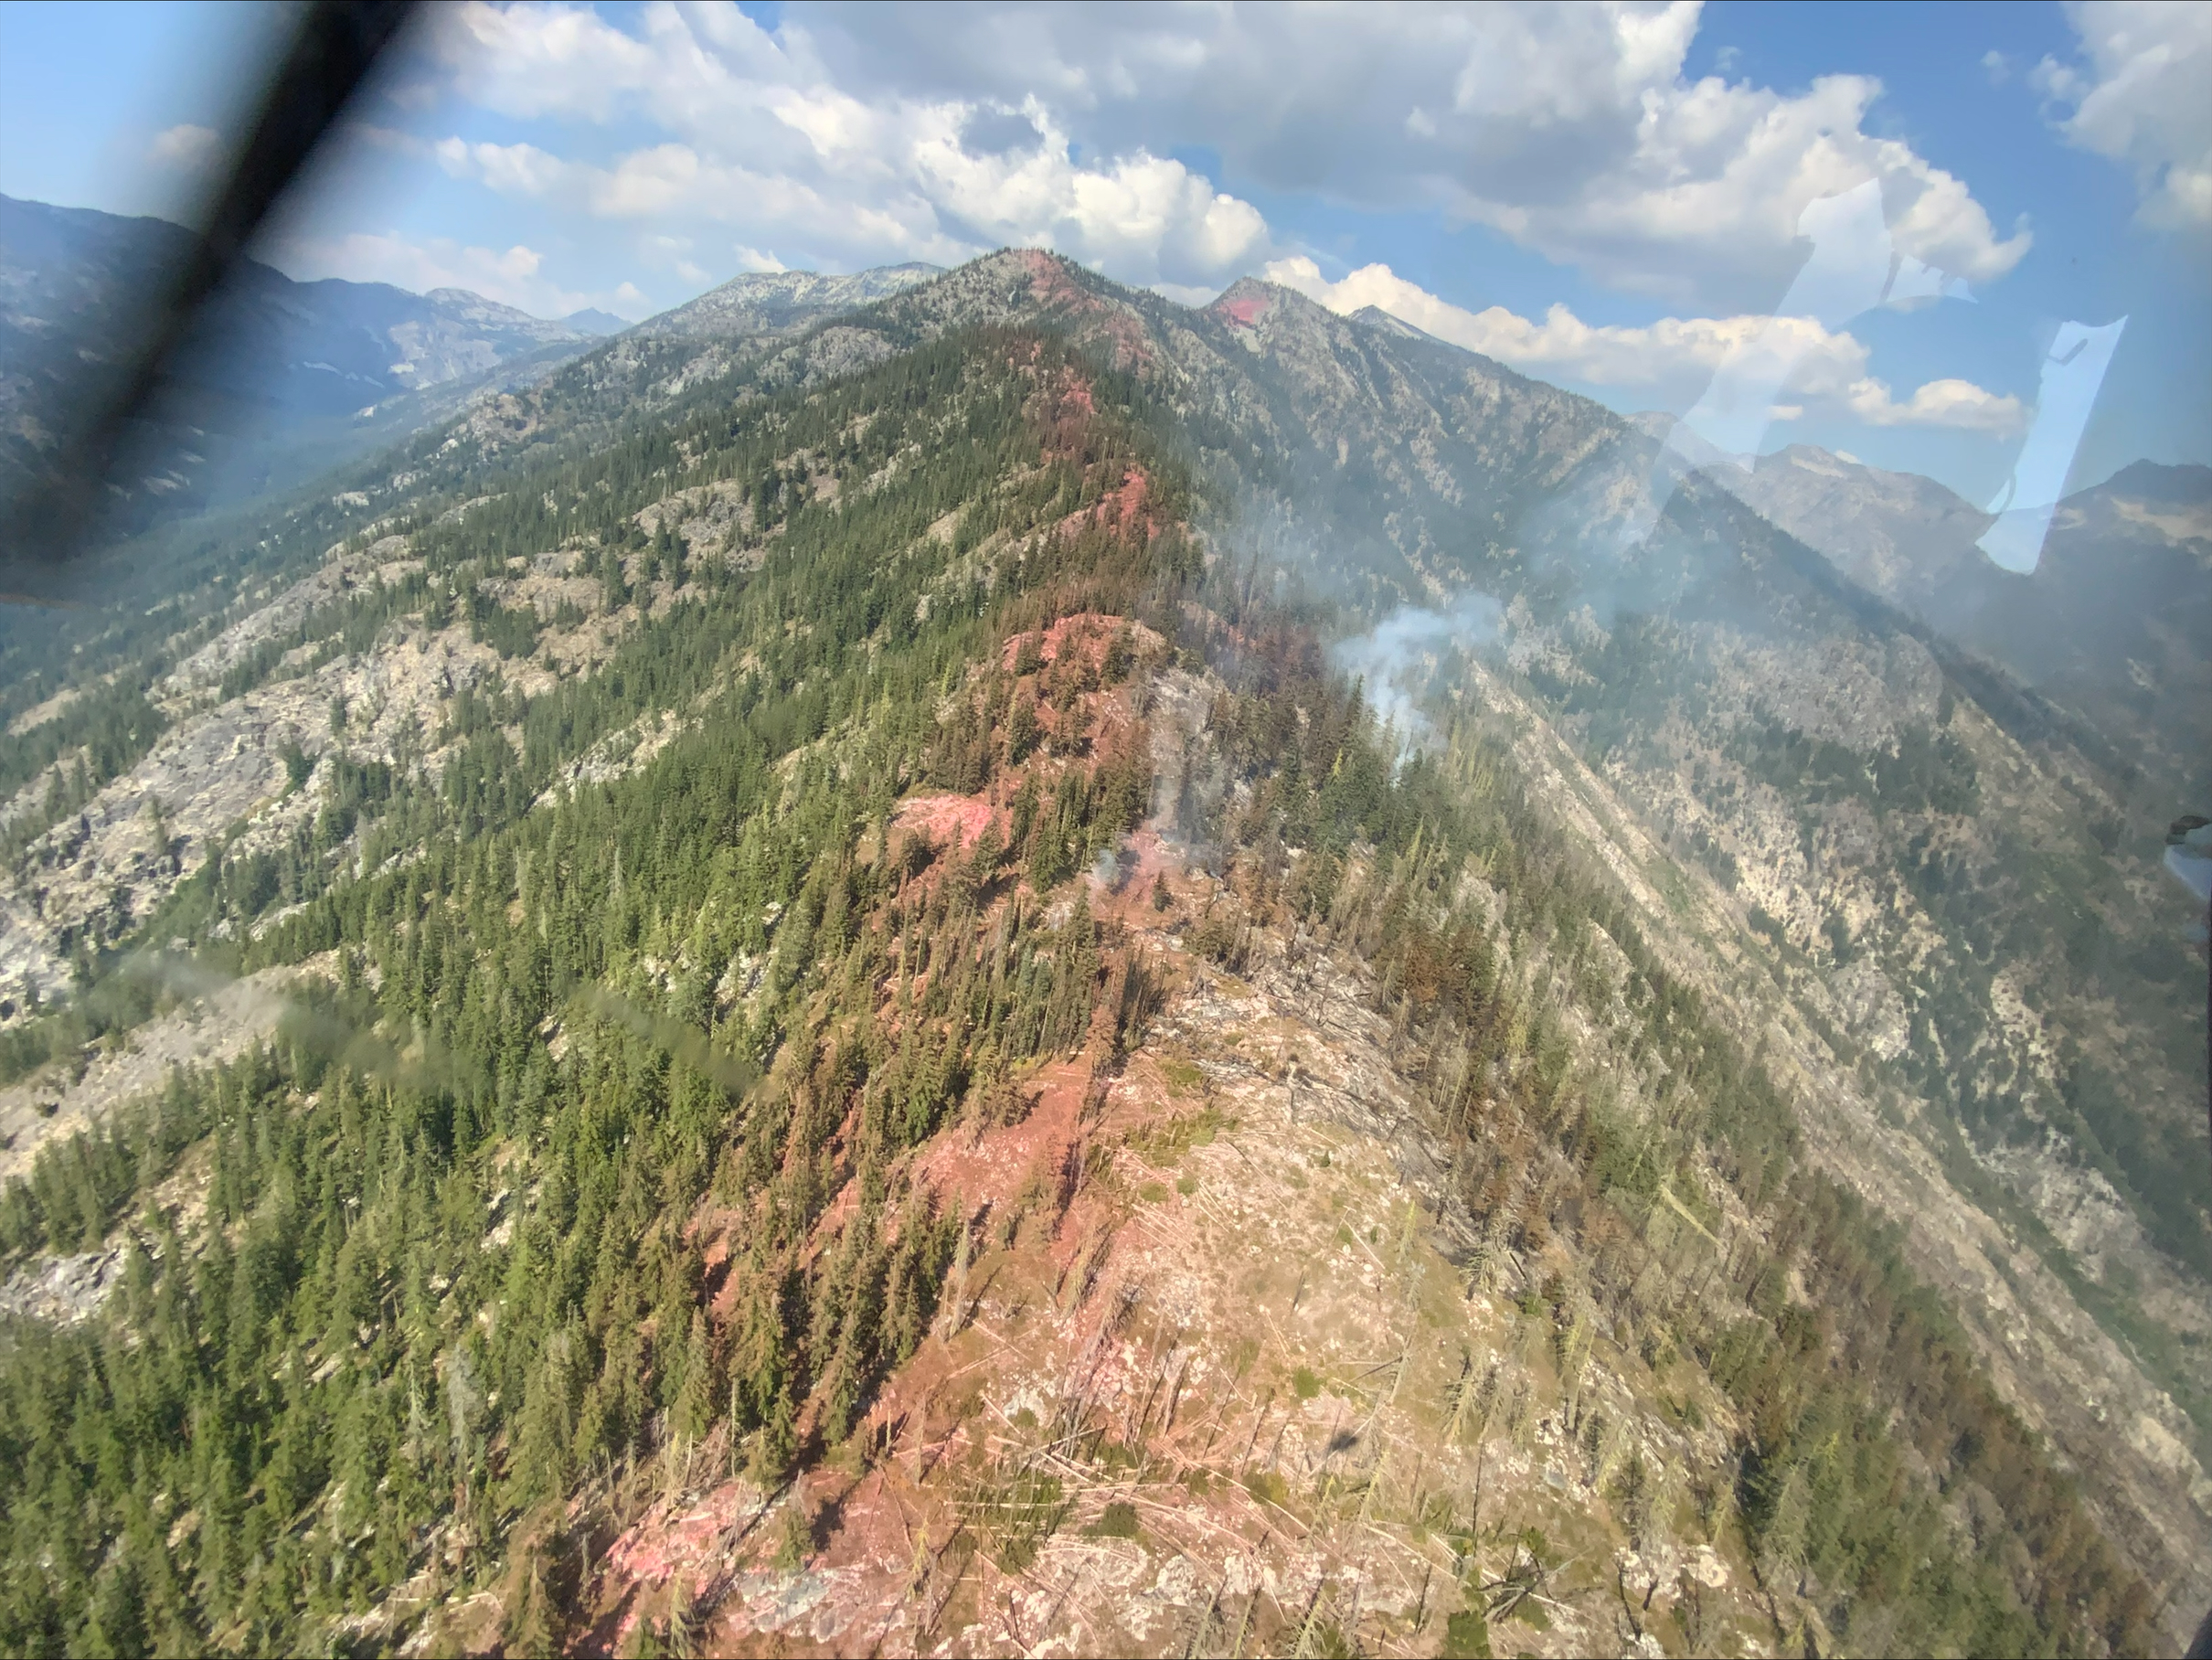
[1332,591,1506,748]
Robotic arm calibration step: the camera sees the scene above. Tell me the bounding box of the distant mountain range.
[1631,419,2211,799]
[4,190,2198,812]
[0,193,620,521]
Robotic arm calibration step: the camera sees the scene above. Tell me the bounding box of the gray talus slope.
[1458,652,2212,1634]
[632,261,941,339]
[1184,291,2212,1621]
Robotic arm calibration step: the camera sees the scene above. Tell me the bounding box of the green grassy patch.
[1084,1500,1141,1539]
[1126,1105,1227,1165]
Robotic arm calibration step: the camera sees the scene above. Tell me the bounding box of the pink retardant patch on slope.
[1053,466,1152,538]
[600,1480,763,1596]
[893,793,998,854]
[1000,610,1154,675]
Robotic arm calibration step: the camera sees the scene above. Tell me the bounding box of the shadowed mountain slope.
[0,192,617,521]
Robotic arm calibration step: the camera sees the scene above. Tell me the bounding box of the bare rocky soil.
[0,962,307,1186]
[0,1246,124,1324]
[512,867,1781,1660]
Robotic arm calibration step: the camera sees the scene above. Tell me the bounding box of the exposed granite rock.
[0,963,304,1186]
[0,1247,122,1324]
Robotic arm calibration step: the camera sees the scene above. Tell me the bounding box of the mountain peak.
[1347,303,1435,342]
[636,259,943,338]
[0,192,620,517]
[1207,273,1342,332]
[558,307,630,335]
[2100,457,2212,505]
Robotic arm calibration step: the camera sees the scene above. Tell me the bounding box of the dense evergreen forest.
[0,327,2165,1656]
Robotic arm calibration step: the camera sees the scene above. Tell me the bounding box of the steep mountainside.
[635,264,942,340]
[1660,437,2211,803]
[614,254,2212,1532]
[0,250,2202,1655]
[0,193,615,520]
[1651,439,1993,612]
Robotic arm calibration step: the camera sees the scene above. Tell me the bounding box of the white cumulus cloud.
[419,2,1268,294]
[2034,0,2212,228]
[1845,376,2024,432]
[643,234,709,286]
[361,3,2040,352]
[1264,256,2024,434]
[149,123,220,170]
[794,0,2027,309]
[413,1,2009,311]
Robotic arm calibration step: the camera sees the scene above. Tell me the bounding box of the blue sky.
[3,1,2205,504]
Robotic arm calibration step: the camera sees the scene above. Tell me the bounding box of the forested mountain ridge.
[237,243,2212,1606]
[797,254,2212,1558]
[0,249,2200,1654]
